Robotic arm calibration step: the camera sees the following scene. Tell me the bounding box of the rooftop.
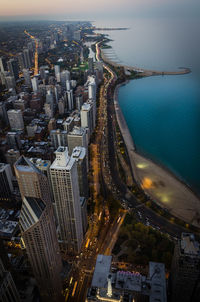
[72,146,86,160]
[92,255,112,288]
[68,126,85,136]
[180,233,200,256]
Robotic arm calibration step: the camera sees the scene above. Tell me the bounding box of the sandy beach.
[114,84,200,228]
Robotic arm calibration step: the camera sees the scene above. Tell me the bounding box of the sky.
[0,0,199,20]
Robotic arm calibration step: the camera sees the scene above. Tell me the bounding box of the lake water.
[94,17,200,194]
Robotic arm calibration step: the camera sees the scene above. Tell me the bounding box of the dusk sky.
[0,0,199,20]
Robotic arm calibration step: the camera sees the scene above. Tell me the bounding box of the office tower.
[19,196,63,302]
[58,99,65,115]
[60,70,70,89]
[66,80,71,91]
[17,52,25,70]
[171,233,200,302]
[48,118,56,132]
[39,66,47,80]
[80,102,94,136]
[88,58,94,74]
[0,102,8,125]
[44,103,54,119]
[31,76,38,93]
[7,109,24,131]
[5,75,16,90]
[29,158,54,203]
[0,57,7,73]
[14,156,51,204]
[6,132,22,150]
[23,68,32,87]
[66,89,74,111]
[54,65,60,83]
[0,258,20,302]
[88,76,96,100]
[23,48,32,68]
[63,117,74,132]
[50,147,83,253]
[5,149,20,174]
[76,93,83,110]
[73,30,81,41]
[94,61,103,83]
[13,99,27,112]
[67,126,87,154]
[72,147,88,198]
[0,163,13,201]
[7,59,19,81]
[50,129,68,149]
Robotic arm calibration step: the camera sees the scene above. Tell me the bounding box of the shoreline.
[114,81,200,228]
[101,50,191,77]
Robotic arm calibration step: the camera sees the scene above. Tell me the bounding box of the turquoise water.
[94,17,200,194]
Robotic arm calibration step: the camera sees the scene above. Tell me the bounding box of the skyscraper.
[14,156,51,204]
[50,147,83,253]
[0,163,13,201]
[23,48,32,69]
[0,258,20,302]
[7,109,24,131]
[0,57,7,73]
[7,59,19,81]
[23,69,32,87]
[19,196,63,301]
[50,129,68,150]
[171,233,200,302]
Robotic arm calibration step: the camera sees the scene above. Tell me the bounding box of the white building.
[50,147,83,253]
[7,109,24,131]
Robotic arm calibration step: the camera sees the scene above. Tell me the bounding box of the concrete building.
[19,196,63,302]
[23,69,32,87]
[14,156,51,205]
[67,126,87,155]
[58,98,65,115]
[50,129,68,150]
[23,48,32,69]
[6,132,22,150]
[5,75,16,90]
[54,65,61,83]
[81,102,94,137]
[0,258,20,302]
[5,149,20,173]
[72,146,88,198]
[0,57,7,73]
[50,147,83,253]
[7,109,24,131]
[31,76,39,93]
[87,255,167,302]
[74,30,81,41]
[7,59,19,81]
[171,233,200,302]
[63,117,74,132]
[0,102,8,125]
[0,163,13,201]
[17,52,25,71]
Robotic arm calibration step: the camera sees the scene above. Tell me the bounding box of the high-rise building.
[73,30,81,41]
[50,129,68,150]
[76,94,83,111]
[80,102,94,137]
[60,70,70,89]
[88,76,96,101]
[71,146,88,198]
[7,109,24,131]
[6,132,22,150]
[5,149,20,174]
[23,69,32,87]
[63,117,74,132]
[17,52,25,71]
[66,90,74,111]
[67,126,87,155]
[19,196,63,302]
[31,76,39,93]
[7,59,19,81]
[0,102,8,125]
[0,163,13,201]
[50,147,83,253]
[0,258,20,302]
[54,65,61,83]
[171,233,200,302]
[14,156,51,205]
[23,48,32,69]
[0,57,7,73]
[5,75,16,90]
[58,99,65,115]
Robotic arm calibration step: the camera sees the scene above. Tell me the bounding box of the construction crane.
[24,30,39,75]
